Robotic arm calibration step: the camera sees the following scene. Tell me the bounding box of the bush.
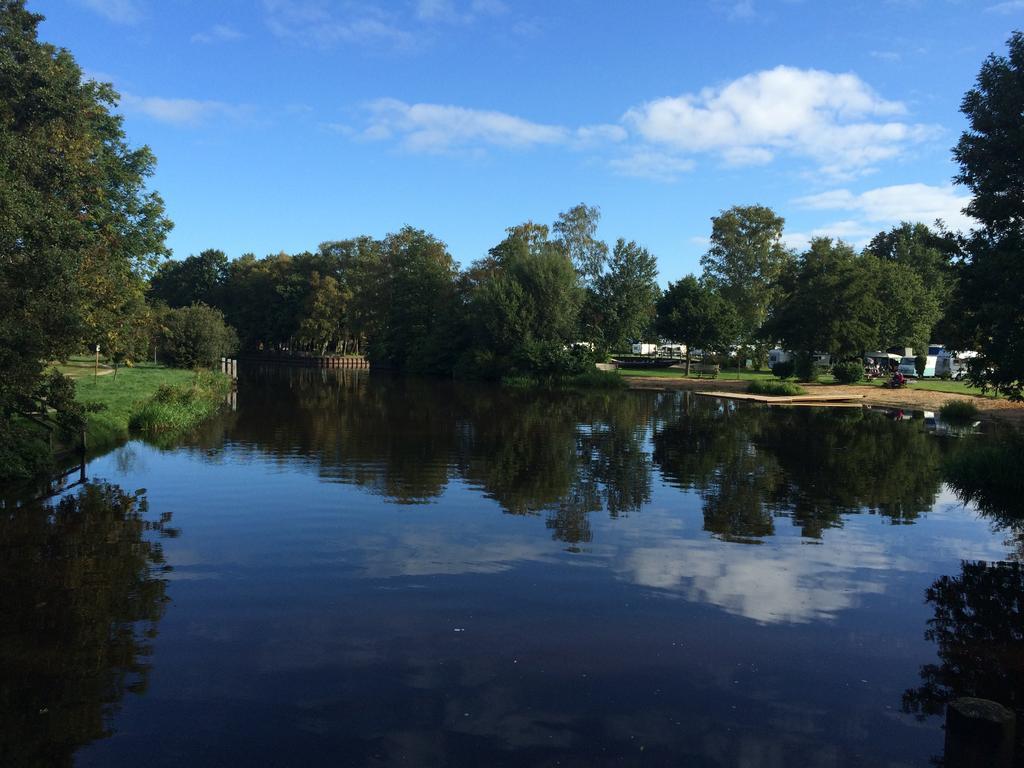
[128,370,231,438]
[794,352,818,382]
[939,399,980,423]
[832,361,864,384]
[747,380,807,397]
[915,354,927,378]
[773,360,795,379]
[158,303,238,369]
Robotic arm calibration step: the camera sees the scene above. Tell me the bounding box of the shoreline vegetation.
[620,369,1024,425]
[3,7,1024,485]
[67,361,230,453]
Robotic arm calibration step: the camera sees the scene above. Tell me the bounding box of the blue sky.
[34,0,1022,282]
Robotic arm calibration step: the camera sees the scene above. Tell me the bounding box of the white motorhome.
[631,343,659,356]
[950,350,979,380]
[768,349,831,370]
[898,345,952,378]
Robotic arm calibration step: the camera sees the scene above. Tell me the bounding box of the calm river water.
[2,368,1021,767]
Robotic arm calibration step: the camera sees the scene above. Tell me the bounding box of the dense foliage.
[156,304,238,369]
[0,0,171,479]
[949,31,1024,399]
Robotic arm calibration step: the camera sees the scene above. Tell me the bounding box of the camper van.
[768,349,831,371]
[950,350,979,380]
[897,345,952,378]
[631,343,659,356]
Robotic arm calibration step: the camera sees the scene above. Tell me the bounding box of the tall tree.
[700,205,794,361]
[367,227,459,374]
[950,31,1024,399]
[149,249,228,309]
[552,204,609,287]
[868,257,940,353]
[655,275,738,375]
[0,1,170,475]
[863,222,959,343]
[295,272,347,356]
[596,239,660,353]
[765,238,882,362]
[466,228,583,378]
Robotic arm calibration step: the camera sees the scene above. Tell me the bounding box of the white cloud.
[416,0,507,23]
[618,531,905,624]
[986,0,1024,12]
[120,93,248,127]
[795,183,973,230]
[609,151,696,182]
[191,24,245,44]
[710,0,758,20]
[869,50,902,62]
[359,98,624,154]
[263,0,414,48]
[573,123,628,146]
[76,0,142,24]
[786,182,974,250]
[623,66,937,178]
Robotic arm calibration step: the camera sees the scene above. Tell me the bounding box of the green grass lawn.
[65,362,201,448]
[617,367,775,381]
[859,377,993,397]
[617,366,993,397]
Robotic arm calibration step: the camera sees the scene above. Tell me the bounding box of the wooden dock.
[237,354,370,369]
[695,391,867,405]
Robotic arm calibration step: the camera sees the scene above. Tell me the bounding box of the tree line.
[149,209,663,379]
[1,0,1022,478]
[151,205,961,379]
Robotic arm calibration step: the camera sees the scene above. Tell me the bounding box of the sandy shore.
[624,375,1024,426]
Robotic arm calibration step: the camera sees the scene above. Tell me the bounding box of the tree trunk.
[685,349,691,377]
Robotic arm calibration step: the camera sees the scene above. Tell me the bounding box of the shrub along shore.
[73,364,231,452]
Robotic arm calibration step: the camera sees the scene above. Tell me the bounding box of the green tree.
[0,0,171,472]
[157,304,238,368]
[655,275,738,375]
[466,227,583,378]
[950,31,1024,399]
[863,223,958,312]
[552,203,608,287]
[700,205,794,361]
[869,256,940,352]
[366,227,459,374]
[149,248,228,309]
[765,238,881,363]
[295,272,347,355]
[595,239,660,353]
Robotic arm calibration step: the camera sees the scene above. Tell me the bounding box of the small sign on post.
[94,344,100,382]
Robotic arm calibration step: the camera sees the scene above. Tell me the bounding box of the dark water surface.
[3,368,1022,767]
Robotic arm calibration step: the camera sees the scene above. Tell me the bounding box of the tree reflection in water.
[903,560,1024,765]
[653,395,946,542]
[215,370,953,548]
[0,483,174,768]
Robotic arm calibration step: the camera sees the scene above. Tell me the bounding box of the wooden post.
[94,344,99,382]
[945,697,1015,768]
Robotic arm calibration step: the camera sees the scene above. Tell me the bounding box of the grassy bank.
[747,380,807,396]
[501,369,626,390]
[616,366,993,397]
[72,363,229,450]
[616,367,775,382]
